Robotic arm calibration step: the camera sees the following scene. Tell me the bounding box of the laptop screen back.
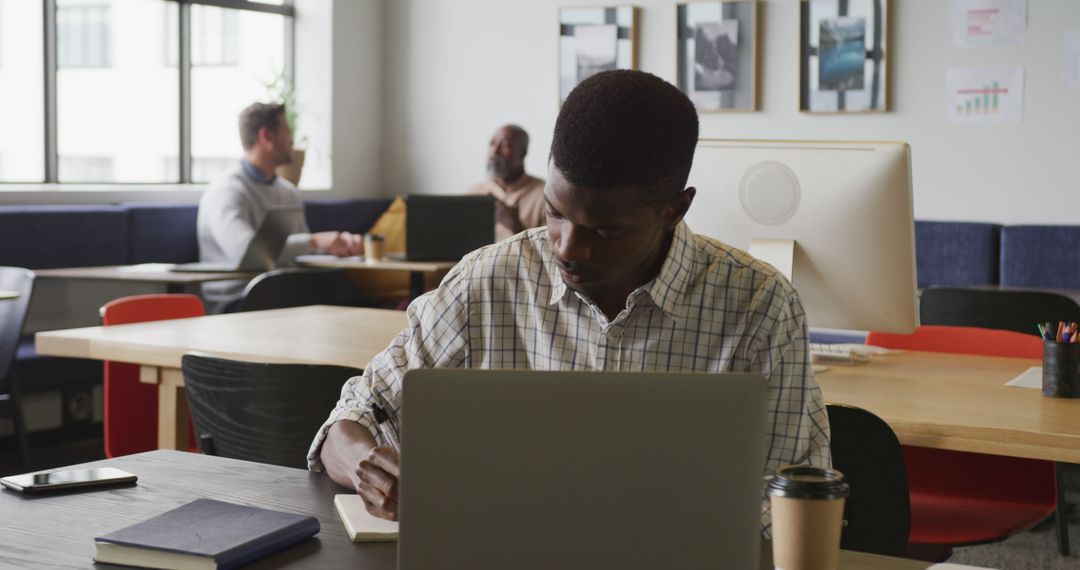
[398,369,768,570]
[404,195,495,261]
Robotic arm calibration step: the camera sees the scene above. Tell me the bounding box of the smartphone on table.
[0,467,137,493]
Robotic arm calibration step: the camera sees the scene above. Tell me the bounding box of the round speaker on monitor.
[738,160,801,226]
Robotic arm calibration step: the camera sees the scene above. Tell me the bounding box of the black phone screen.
[0,467,137,493]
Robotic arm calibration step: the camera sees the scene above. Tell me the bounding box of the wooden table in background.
[37,310,1080,466]
[817,350,1080,463]
[35,306,408,450]
[0,450,940,569]
[296,255,457,298]
[34,264,257,294]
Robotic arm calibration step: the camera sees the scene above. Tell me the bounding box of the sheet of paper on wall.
[1065,31,1080,89]
[949,0,1027,47]
[945,67,1024,125]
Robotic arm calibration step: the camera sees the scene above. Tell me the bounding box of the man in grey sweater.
[197,102,361,312]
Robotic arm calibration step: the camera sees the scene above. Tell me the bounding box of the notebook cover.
[95,498,320,569]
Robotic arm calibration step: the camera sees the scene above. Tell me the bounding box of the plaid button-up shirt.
[308,222,830,532]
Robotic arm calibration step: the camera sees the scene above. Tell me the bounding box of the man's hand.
[494,200,525,236]
[311,231,362,257]
[354,447,400,521]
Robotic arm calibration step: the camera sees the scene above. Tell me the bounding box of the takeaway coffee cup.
[364,233,386,263]
[1042,340,1080,398]
[766,465,850,570]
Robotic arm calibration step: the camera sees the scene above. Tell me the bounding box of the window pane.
[0,0,45,182]
[191,6,285,183]
[58,0,179,183]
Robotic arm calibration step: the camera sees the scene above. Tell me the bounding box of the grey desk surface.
[0,450,934,569]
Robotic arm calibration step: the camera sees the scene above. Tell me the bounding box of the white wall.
[382,0,1080,225]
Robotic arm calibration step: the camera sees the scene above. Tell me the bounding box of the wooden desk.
[0,289,18,300]
[35,265,257,294]
[296,255,457,298]
[0,450,939,569]
[817,350,1080,463]
[36,306,408,450]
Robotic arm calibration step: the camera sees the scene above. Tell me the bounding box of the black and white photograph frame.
[799,0,889,113]
[559,6,639,103]
[676,1,758,112]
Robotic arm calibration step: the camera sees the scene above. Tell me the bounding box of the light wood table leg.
[146,366,190,451]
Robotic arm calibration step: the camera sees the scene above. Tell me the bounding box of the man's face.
[486,127,525,178]
[544,163,690,301]
[264,116,294,166]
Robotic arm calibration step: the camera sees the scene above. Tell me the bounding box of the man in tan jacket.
[467,124,546,242]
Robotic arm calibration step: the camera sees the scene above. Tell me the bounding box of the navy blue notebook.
[94,498,320,570]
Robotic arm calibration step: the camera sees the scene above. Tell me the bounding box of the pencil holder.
[1042,341,1080,398]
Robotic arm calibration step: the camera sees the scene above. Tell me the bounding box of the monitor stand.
[748,238,795,280]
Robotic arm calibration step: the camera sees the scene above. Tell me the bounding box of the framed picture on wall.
[799,0,889,113]
[559,6,639,103]
[676,1,759,112]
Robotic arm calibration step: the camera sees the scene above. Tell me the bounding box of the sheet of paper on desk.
[929,563,998,569]
[334,494,398,542]
[1004,366,1041,389]
[116,263,177,273]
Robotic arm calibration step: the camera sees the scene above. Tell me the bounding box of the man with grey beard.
[467,124,546,242]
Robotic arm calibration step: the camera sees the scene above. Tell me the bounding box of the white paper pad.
[929,564,999,569]
[334,494,399,542]
[1004,366,1041,389]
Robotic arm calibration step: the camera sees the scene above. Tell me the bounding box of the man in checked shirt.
[308,70,830,533]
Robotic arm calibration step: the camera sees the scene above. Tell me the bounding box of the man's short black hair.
[551,70,699,200]
[239,102,286,150]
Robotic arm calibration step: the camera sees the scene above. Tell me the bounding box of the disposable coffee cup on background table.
[364,233,386,263]
[766,465,850,570]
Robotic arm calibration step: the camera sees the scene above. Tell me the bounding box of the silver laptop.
[174,206,303,273]
[398,370,768,570]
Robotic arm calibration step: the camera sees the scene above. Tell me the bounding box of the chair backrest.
[181,353,359,469]
[237,268,350,312]
[101,293,205,325]
[100,294,205,458]
[919,287,1080,337]
[0,267,35,386]
[826,404,910,557]
[867,324,1042,359]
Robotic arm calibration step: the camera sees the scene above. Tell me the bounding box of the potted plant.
[265,71,306,186]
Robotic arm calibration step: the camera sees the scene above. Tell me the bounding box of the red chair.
[866,325,1057,551]
[100,294,204,457]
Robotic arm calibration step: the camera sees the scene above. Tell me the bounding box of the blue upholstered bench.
[1000,225,1080,289]
[915,221,1001,288]
[0,205,131,396]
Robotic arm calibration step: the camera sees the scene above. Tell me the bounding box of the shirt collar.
[241,158,276,184]
[544,221,698,321]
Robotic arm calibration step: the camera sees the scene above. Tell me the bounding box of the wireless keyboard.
[808,343,890,363]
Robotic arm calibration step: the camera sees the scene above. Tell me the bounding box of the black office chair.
[918,286,1077,556]
[181,353,361,469]
[826,404,913,558]
[920,287,1080,336]
[237,268,357,312]
[0,267,35,472]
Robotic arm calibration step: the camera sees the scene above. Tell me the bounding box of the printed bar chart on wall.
[946,67,1024,124]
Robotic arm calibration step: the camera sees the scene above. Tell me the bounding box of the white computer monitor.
[683,139,918,334]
